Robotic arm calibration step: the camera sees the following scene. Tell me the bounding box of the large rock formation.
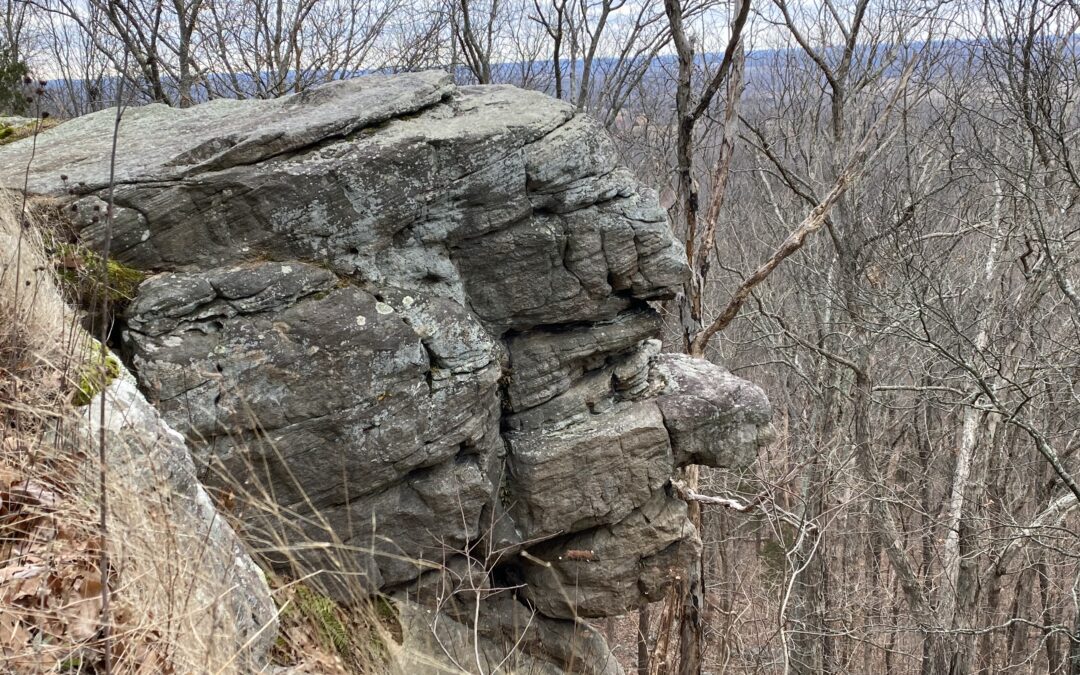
[0,71,773,673]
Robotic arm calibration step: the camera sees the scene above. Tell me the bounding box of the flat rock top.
[0,70,571,193]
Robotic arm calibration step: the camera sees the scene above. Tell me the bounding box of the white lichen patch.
[355,315,367,327]
[141,229,151,242]
[402,295,415,308]
[281,265,292,274]
[375,301,394,315]
[163,336,183,347]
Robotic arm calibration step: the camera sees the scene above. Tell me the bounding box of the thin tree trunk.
[1007,569,1033,669]
[978,566,1005,674]
[638,605,650,675]
[676,509,704,675]
[1038,559,1062,672]
[791,388,834,675]
[1070,583,1080,675]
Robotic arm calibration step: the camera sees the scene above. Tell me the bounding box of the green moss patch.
[72,339,121,406]
[53,242,146,313]
[271,578,400,673]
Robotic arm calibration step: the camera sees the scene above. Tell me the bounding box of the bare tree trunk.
[1038,559,1062,672]
[790,498,829,673]
[1007,569,1033,669]
[1070,583,1080,675]
[791,387,835,675]
[677,494,704,675]
[978,566,1005,674]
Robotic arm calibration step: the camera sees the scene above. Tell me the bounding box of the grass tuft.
[271,577,400,674]
[71,338,121,406]
[53,241,146,312]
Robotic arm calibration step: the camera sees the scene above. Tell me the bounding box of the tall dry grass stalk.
[0,190,80,395]
[0,192,255,673]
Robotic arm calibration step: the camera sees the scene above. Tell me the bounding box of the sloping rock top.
[6,71,453,188]
[0,71,773,674]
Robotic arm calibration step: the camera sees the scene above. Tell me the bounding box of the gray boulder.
[653,353,776,468]
[520,491,700,619]
[392,594,623,675]
[0,71,774,673]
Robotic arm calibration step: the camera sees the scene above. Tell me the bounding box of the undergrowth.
[33,198,146,335]
[1,191,403,673]
[0,189,178,672]
[271,577,401,674]
[0,118,61,146]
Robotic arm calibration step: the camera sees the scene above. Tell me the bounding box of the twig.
[96,53,129,675]
[519,550,551,568]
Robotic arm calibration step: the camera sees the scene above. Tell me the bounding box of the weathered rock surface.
[0,71,774,673]
[520,491,699,619]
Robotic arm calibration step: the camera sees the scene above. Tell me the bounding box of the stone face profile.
[0,71,773,673]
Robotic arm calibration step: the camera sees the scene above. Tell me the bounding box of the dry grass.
[0,187,408,673]
[0,118,64,147]
[0,188,209,672]
[0,190,79,391]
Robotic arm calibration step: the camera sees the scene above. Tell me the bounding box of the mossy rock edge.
[54,242,147,308]
[72,339,121,406]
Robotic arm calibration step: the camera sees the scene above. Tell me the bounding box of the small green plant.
[0,118,61,145]
[50,240,147,335]
[271,578,400,673]
[293,584,353,658]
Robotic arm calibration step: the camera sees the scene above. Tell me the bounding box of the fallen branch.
[670,479,816,533]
